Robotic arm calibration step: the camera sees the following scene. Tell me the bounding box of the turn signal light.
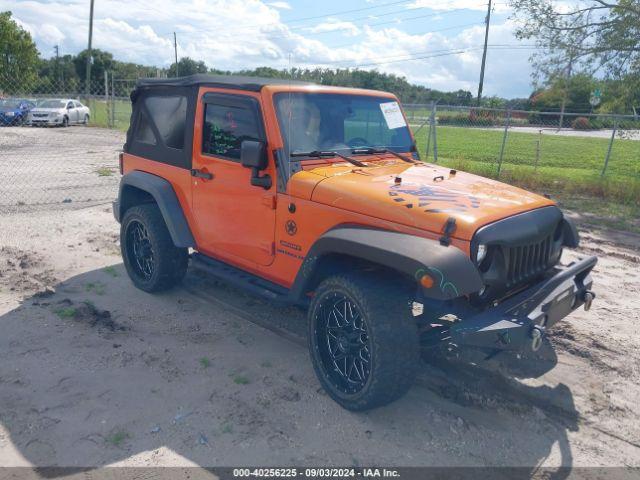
[420,274,434,289]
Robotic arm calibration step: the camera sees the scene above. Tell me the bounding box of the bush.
[437,111,496,127]
[572,117,592,130]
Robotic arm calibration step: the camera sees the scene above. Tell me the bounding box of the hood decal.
[388,184,480,214]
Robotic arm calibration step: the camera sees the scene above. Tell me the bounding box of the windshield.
[39,100,66,108]
[0,99,21,109]
[274,93,413,158]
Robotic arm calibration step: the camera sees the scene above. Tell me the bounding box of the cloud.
[307,19,361,37]
[0,0,533,97]
[268,1,292,9]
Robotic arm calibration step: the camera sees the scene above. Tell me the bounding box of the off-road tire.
[308,273,420,411]
[120,204,188,292]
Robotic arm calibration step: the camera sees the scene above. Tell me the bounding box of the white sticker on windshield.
[380,101,406,129]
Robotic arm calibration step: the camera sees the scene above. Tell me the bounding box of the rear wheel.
[83,114,89,125]
[121,204,188,292]
[308,273,419,411]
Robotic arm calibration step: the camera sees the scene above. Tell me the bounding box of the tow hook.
[583,291,595,311]
[530,326,544,352]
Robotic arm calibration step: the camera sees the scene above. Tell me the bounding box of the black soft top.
[135,74,314,92]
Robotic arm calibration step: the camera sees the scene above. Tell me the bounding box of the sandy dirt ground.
[0,127,122,209]
[0,201,639,472]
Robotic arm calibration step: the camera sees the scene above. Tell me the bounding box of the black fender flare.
[290,226,483,301]
[114,170,195,248]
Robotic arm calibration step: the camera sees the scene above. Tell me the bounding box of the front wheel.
[308,273,419,411]
[120,204,188,292]
[61,116,69,127]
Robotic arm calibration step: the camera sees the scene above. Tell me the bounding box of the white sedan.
[29,99,91,127]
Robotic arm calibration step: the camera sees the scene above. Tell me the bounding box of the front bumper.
[30,117,62,126]
[448,256,597,352]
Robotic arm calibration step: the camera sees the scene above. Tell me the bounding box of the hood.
[0,107,20,113]
[293,159,556,241]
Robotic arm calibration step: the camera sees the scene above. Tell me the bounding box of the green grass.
[85,282,106,295]
[84,98,131,131]
[103,266,119,277]
[54,307,76,319]
[221,423,233,434]
[96,167,114,177]
[415,125,640,204]
[233,374,250,385]
[199,357,211,368]
[105,430,129,447]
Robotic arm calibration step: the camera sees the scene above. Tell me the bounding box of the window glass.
[39,100,66,108]
[274,93,412,156]
[144,95,187,149]
[134,111,157,145]
[66,101,74,109]
[202,100,262,160]
[74,101,82,108]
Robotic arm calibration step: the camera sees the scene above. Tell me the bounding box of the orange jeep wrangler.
[114,74,596,411]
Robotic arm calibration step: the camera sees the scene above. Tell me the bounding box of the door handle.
[191,168,213,180]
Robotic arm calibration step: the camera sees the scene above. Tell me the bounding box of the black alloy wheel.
[308,273,419,411]
[125,220,155,281]
[120,204,188,292]
[315,292,371,394]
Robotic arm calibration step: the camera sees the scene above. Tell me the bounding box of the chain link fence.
[0,75,129,212]
[1,74,639,213]
[404,104,640,197]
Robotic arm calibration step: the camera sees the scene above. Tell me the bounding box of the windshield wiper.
[290,150,368,168]
[351,147,419,164]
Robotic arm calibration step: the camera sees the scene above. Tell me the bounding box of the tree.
[73,48,114,86]
[510,0,640,112]
[529,73,597,112]
[0,11,39,93]
[167,57,208,77]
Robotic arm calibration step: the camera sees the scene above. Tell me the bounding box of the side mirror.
[240,140,271,189]
[240,140,268,170]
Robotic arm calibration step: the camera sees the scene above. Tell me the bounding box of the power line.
[332,44,537,69]
[280,3,481,34]
[329,41,534,66]
[187,3,484,42]
[324,21,485,52]
[155,0,419,36]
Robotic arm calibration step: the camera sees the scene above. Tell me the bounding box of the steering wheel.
[346,137,370,148]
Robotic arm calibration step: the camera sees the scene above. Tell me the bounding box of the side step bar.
[190,253,297,306]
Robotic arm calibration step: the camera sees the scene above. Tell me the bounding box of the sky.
[4,0,542,98]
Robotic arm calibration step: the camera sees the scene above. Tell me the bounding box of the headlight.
[6,111,15,117]
[476,244,488,264]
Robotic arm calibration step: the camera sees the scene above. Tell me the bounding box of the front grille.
[505,235,554,288]
[32,113,48,118]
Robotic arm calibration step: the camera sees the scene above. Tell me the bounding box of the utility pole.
[476,0,492,106]
[85,0,95,95]
[54,45,61,85]
[558,56,573,130]
[173,32,179,77]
